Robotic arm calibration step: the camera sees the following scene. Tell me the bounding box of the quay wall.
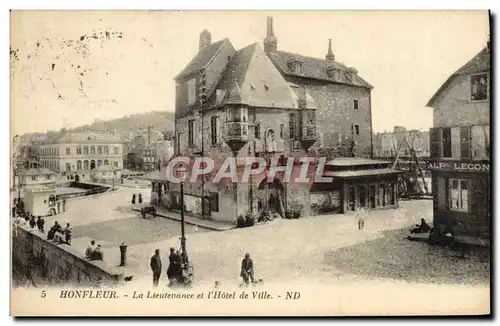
[12,225,124,287]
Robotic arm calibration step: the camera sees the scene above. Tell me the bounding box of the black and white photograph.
[9,10,491,316]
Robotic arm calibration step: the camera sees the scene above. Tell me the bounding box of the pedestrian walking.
[138,193,143,204]
[57,200,61,214]
[62,199,67,212]
[240,253,255,285]
[356,207,367,230]
[132,194,136,205]
[150,249,162,287]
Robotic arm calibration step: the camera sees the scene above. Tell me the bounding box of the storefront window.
[449,179,469,212]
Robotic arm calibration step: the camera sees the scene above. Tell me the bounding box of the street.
[42,187,489,289]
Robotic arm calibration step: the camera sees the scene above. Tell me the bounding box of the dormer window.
[187,78,196,105]
[288,58,303,74]
[327,67,341,80]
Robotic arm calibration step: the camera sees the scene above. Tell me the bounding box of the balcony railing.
[223,122,249,142]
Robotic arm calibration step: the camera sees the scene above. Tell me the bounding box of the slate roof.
[52,131,122,144]
[427,46,490,108]
[267,51,373,89]
[326,157,392,167]
[216,43,300,109]
[324,168,402,178]
[175,38,231,80]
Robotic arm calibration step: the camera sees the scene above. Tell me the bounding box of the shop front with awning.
[310,158,403,215]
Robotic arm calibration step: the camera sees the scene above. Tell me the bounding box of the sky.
[10,10,490,135]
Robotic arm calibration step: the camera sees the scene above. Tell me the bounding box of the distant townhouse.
[39,131,123,182]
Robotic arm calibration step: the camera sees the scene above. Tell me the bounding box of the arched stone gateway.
[257,177,285,216]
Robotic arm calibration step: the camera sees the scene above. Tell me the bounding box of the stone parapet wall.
[12,225,123,287]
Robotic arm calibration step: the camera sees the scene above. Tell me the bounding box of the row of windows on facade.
[186,108,361,146]
[186,119,359,149]
[40,146,120,156]
[40,159,119,171]
[430,125,490,159]
[184,77,362,110]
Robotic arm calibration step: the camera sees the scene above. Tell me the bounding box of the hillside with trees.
[19,110,175,143]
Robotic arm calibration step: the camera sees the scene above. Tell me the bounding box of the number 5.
[41,290,46,298]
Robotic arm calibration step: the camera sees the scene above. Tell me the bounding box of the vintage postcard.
[10,10,491,316]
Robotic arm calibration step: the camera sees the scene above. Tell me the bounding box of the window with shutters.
[353,99,359,110]
[441,127,452,158]
[449,179,469,212]
[472,125,489,159]
[460,126,471,159]
[211,116,218,145]
[188,120,195,146]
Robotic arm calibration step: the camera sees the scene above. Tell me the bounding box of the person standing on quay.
[56,200,61,214]
[150,249,162,287]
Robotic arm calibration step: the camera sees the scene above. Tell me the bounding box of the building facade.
[426,45,490,241]
[39,131,123,181]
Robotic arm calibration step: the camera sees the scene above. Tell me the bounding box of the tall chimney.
[199,29,212,51]
[326,39,335,62]
[264,16,278,53]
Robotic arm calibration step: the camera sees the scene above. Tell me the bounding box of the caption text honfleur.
[53,290,301,300]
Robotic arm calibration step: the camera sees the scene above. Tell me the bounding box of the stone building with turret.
[145,17,400,222]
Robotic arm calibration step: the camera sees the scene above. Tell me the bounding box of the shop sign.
[426,161,490,172]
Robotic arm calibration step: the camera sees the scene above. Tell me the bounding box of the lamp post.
[175,163,189,263]
[112,168,116,191]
